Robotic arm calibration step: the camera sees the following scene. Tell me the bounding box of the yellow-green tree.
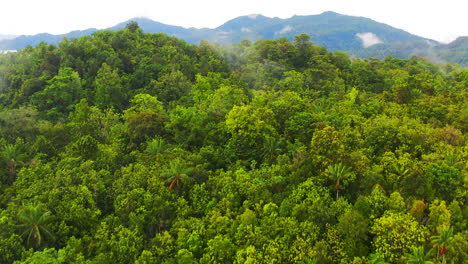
[371,212,428,263]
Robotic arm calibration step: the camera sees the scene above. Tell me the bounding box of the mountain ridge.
[1,12,467,66]
[0,11,436,49]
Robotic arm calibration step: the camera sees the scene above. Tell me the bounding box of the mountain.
[1,12,467,66]
[207,11,435,50]
[353,37,468,66]
[0,28,97,50]
[109,17,193,37]
[435,37,468,66]
[0,12,433,49]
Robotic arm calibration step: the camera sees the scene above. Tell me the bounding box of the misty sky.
[1,0,467,43]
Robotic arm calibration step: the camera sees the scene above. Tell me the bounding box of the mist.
[278,26,293,35]
[356,32,383,48]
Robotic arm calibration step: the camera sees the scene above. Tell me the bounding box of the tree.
[1,143,26,184]
[69,135,99,160]
[310,126,345,171]
[431,226,453,263]
[368,253,388,264]
[94,63,126,111]
[30,67,83,120]
[17,204,53,248]
[162,160,192,190]
[0,107,40,143]
[403,246,434,264]
[434,126,464,146]
[206,84,248,118]
[124,94,166,145]
[93,225,144,264]
[17,248,64,264]
[225,105,278,161]
[123,93,165,118]
[200,235,236,263]
[149,70,192,104]
[371,212,428,263]
[145,138,171,157]
[324,163,354,200]
[261,136,284,164]
[127,111,165,144]
[126,21,141,33]
[165,106,210,149]
[337,210,369,257]
[196,40,229,75]
[427,200,451,233]
[426,163,462,201]
[292,33,315,69]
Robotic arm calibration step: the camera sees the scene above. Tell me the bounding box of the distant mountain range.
[1,12,467,66]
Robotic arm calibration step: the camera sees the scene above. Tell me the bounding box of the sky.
[0,0,467,43]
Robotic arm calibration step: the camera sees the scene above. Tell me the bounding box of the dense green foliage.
[0,22,466,263]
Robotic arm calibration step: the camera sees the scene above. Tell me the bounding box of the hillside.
[2,12,467,66]
[209,11,431,50]
[0,24,466,263]
[0,12,431,50]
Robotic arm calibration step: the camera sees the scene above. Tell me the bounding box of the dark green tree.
[94,63,126,111]
[17,204,53,248]
[324,163,354,200]
[1,143,26,184]
[162,160,192,190]
[431,226,454,263]
[31,67,83,120]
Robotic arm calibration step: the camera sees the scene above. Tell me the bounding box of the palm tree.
[261,136,283,163]
[1,144,25,184]
[444,151,460,168]
[17,203,53,248]
[403,246,434,264]
[392,164,409,177]
[145,138,171,156]
[304,257,319,264]
[162,160,192,190]
[368,253,388,264]
[325,163,352,200]
[431,226,453,263]
[389,163,408,191]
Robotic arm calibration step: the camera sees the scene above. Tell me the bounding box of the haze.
[1,0,467,43]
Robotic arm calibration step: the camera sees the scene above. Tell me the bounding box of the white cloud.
[0,34,17,41]
[278,25,293,34]
[241,27,252,33]
[356,32,383,48]
[0,50,17,54]
[247,14,260,19]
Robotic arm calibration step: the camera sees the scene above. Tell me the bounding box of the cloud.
[247,14,260,19]
[241,27,252,33]
[0,35,17,41]
[278,25,292,34]
[356,32,383,48]
[0,50,17,54]
[425,39,438,47]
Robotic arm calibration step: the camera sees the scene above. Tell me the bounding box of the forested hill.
[1,12,429,50]
[0,23,467,263]
[2,12,468,66]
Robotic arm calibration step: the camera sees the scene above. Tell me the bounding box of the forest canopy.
[0,22,466,263]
